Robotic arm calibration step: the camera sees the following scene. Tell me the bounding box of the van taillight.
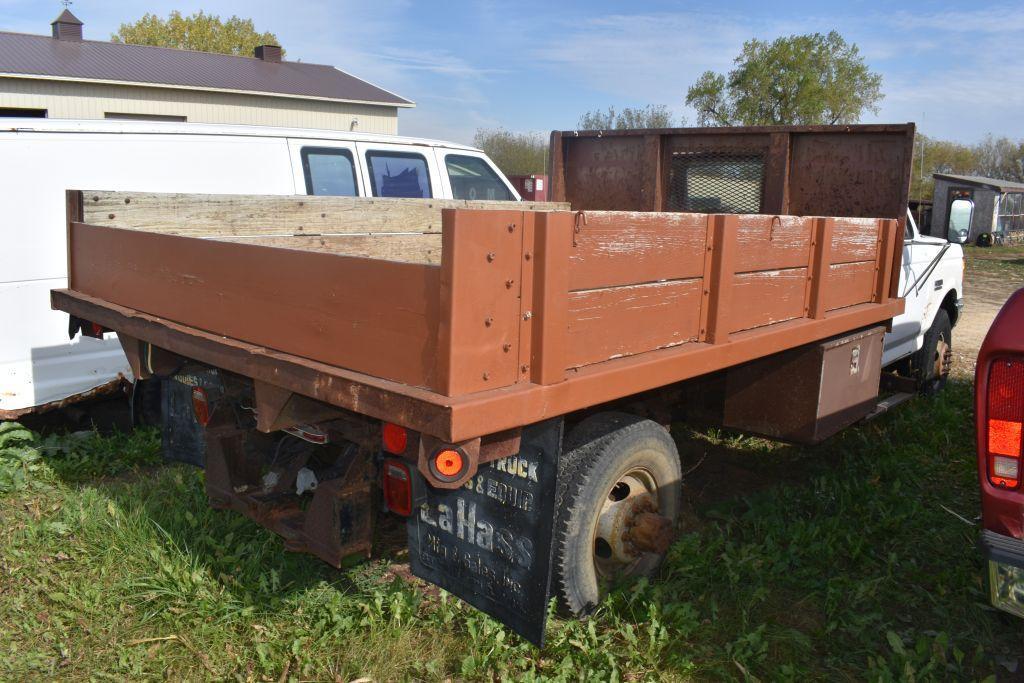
[987,358,1024,489]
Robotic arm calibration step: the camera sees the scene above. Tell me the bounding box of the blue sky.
[3,1,1021,144]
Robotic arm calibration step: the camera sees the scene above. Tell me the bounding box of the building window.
[301,147,358,196]
[445,155,513,201]
[0,107,47,118]
[104,112,187,122]
[366,151,432,198]
[999,193,1024,232]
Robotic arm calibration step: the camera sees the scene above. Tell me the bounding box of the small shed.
[931,173,1024,245]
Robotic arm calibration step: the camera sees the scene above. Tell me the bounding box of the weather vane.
[61,0,72,8]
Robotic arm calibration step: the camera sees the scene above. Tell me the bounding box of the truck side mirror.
[948,198,974,243]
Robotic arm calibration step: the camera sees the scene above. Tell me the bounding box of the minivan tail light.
[987,358,1024,488]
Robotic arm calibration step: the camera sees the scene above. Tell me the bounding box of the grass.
[2,382,1023,681]
[964,243,1024,279]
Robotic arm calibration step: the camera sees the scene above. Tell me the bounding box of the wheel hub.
[593,469,673,574]
[934,334,952,378]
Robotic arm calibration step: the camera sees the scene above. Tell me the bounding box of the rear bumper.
[981,530,1024,618]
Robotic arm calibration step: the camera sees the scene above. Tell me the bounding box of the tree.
[909,135,979,200]
[578,105,675,130]
[686,31,882,126]
[473,129,548,177]
[112,11,282,57]
[974,135,1024,183]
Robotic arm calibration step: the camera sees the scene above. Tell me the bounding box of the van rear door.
[287,139,362,197]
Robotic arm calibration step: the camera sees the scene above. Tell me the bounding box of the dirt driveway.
[953,247,1024,374]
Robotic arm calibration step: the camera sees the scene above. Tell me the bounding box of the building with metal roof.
[0,10,413,133]
[932,173,1024,245]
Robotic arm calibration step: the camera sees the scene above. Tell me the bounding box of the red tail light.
[191,386,211,426]
[987,358,1024,488]
[382,422,408,454]
[382,459,413,516]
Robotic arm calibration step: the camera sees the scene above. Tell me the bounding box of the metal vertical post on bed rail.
[806,217,834,319]
[873,219,899,303]
[529,212,571,385]
[65,190,83,291]
[700,214,738,344]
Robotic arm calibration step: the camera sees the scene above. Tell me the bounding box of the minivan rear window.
[445,155,514,201]
[366,151,432,198]
[302,147,358,196]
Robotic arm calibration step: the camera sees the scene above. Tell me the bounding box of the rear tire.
[910,310,952,394]
[553,413,681,616]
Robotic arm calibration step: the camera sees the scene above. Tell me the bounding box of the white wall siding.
[0,77,399,133]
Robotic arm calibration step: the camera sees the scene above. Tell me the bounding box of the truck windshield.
[445,155,513,201]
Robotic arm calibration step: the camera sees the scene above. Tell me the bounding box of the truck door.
[287,139,362,196]
[884,212,946,364]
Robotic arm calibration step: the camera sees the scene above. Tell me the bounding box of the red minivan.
[978,288,1024,618]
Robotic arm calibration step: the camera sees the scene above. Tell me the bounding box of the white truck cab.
[0,119,520,417]
[883,209,965,390]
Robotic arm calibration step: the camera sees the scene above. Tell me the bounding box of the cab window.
[301,147,358,196]
[366,151,432,198]
[445,154,513,201]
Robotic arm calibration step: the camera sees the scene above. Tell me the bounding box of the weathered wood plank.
[568,211,706,291]
[730,267,807,332]
[215,233,442,264]
[825,260,876,311]
[81,191,568,237]
[567,279,701,368]
[734,214,811,273]
[830,217,880,264]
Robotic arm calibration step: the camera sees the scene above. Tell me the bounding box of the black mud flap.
[407,418,563,647]
[161,368,223,467]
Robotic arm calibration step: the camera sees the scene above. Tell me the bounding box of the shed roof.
[0,28,413,107]
[933,173,1024,193]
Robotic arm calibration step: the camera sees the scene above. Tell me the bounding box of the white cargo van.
[0,119,520,417]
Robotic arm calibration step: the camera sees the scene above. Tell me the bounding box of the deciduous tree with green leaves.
[472,128,548,177]
[112,11,282,57]
[686,31,882,126]
[578,104,676,130]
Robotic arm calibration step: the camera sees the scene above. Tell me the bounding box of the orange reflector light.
[382,422,408,454]
[433,448,464,479]
[191,386,211,426]
[382,459,413,516]
[990,419,1023,457]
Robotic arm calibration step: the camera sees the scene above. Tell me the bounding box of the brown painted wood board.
[825,261,877,311]
[69,222,442,389]
[734,214,811,272]
[82,191,568,237]
[568,211,707,291]
[730,267,808,332]
[529,213,572,385]
[830,217,881,265]
[566,279,702,368]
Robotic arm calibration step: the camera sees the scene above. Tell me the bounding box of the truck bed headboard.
[549,124,915,220]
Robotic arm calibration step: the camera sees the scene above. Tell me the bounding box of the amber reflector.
[433,449,464,479]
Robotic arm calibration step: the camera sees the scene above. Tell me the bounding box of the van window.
[445,155,513,201]
[302,147,358,196]
[366,151,432,198]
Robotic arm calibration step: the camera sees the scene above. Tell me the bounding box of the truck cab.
[884,210,964,390]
